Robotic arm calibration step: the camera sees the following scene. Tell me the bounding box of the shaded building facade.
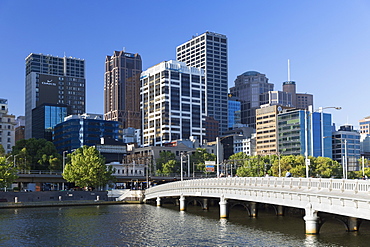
[104,50,142,129]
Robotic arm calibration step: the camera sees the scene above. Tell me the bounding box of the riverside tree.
[0,156,18,189]
[63,146,115,189]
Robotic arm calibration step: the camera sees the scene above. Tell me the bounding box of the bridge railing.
[145,177,370,196]
[17,170,63,175]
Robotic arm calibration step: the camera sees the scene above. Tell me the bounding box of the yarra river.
[1,204,370,246]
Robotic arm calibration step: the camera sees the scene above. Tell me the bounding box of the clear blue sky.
[1,0,370,128]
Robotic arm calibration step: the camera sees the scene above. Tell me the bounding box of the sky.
[1,0,370,128]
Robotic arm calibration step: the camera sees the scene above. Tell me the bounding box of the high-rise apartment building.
[176,31,228,134]
[140,60,205,147]
[104,50,142,129]
[25,53,85,139]
[230,71,274,129]
[0,99,16,154]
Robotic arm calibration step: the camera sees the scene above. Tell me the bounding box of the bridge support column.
[202,198,209,210]
[276,205,284,216]
[179,195,186,211]
[156,197,161,207]
[303,203,319,235]
[249,202,258,217]
[348,217,360,232]
[219,195,228,218]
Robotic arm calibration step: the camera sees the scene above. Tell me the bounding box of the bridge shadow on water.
[158,201,370,246]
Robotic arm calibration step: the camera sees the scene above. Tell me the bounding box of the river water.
[1,203,370,246]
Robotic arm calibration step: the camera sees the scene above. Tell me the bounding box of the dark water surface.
[1,204,370,246]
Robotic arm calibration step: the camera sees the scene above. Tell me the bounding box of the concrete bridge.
[144,177,370,234]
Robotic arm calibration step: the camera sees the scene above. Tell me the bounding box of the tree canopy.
[63,146,115,189]
[0,156,18,189]
[11,138,61,170]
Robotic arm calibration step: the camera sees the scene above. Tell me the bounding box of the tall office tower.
[176,31,228,134]
[140,60,205,147]
[0,98,16,154]
[230,71,274,129]
[25,53,85,139]
[104,50,142,129]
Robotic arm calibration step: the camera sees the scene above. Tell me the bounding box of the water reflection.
[0,204,369,246]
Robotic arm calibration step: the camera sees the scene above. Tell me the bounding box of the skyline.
[1,0,370,128]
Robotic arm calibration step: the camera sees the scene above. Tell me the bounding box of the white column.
[179,195,186,211]
[303,203,319,235]
[219,195,228,218]
[156,196,161,207]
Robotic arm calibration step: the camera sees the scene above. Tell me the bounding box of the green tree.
[63,146,115,189]
[311,156,342,178]
[190,148,216,174]
[236,155,266,177]
[0,157,18,189]
[12,138,61,170]
[156,151,176,173]
[161,160,177,175]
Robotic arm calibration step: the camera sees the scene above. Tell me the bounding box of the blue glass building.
[32,103,68,141]
[53,113,123,153]
[227,95,241,129]
[278,109,332,158]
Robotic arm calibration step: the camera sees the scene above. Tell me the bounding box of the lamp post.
[62,151,68,190]
[305,106,341,178]
[216,134,244,178]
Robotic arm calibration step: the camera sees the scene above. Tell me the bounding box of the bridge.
[144,177,370,234]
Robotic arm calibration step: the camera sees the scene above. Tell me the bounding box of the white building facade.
[140,60,205,146]
[0,99,16,154]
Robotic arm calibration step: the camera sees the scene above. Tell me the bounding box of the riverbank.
[0,190,143,209]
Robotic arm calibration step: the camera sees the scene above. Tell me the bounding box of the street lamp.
[216,134,244,178]
[305,106,341,178]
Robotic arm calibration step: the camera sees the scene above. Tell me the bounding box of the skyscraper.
[140,60,205,146]
[176,31,228,134]
[104,50,142,129]
[230,71,274,129]
[25,53,85,139]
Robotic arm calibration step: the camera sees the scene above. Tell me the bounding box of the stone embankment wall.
[0,191,108,203]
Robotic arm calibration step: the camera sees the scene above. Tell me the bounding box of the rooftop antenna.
[287,59,291,82]
[64,52,66,57]
[123,47,126,52]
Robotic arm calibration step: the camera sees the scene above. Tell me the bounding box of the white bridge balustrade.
[144,177,370,234]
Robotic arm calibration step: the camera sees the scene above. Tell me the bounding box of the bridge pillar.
[348,217,360,232]
[276,205,284,216]
[156,197,161,207]
[249,202,258,217]
[303,203,319,235]
[219,195,228,218]
[202,198,209,210]
[179,195,186,211]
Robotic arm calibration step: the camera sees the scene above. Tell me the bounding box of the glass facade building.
[32,104,68,141]
[53,113,123,153]
[278,109,332,158]
[227,95,241,129]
